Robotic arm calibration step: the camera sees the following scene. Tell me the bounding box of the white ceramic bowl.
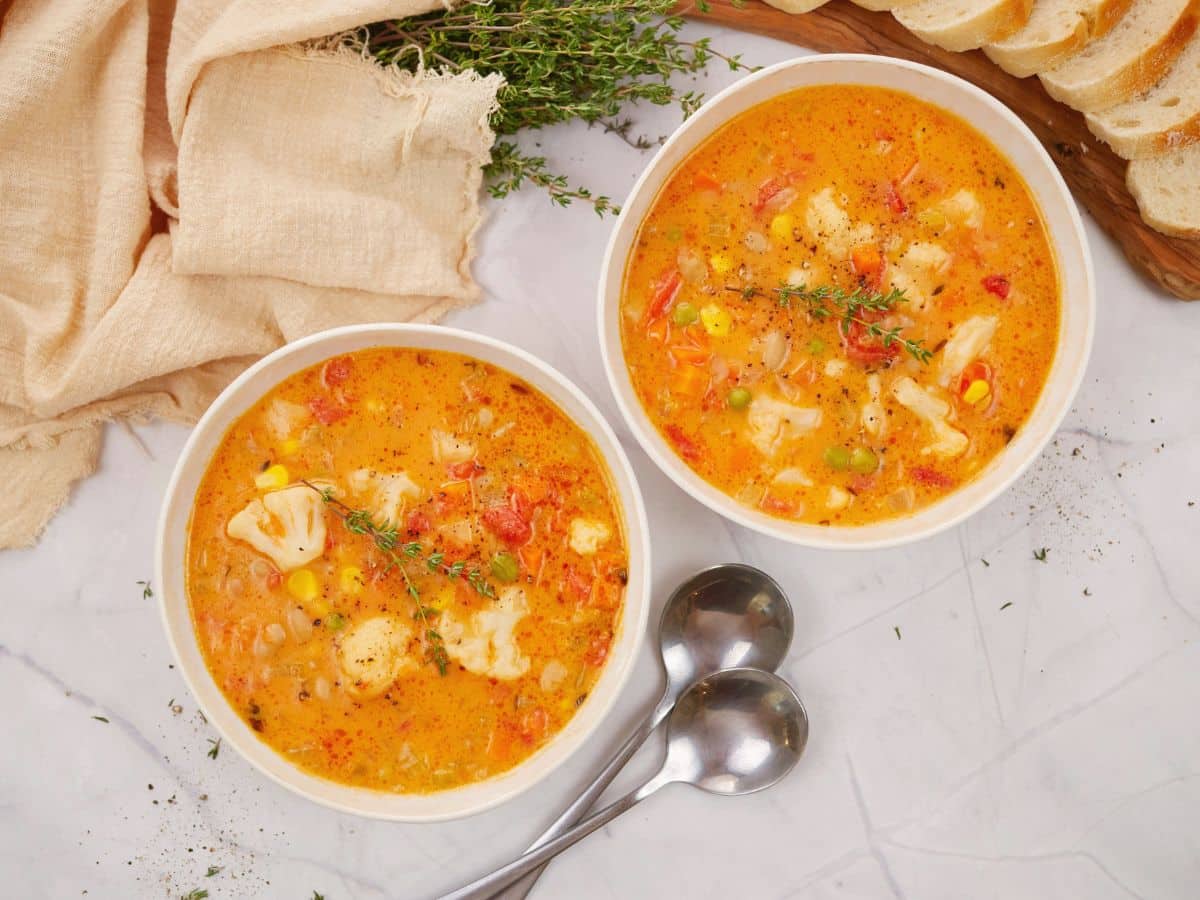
[598,54,1095,550]
[156,324,651,821]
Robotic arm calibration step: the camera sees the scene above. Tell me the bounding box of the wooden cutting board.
[678,0,1200,301]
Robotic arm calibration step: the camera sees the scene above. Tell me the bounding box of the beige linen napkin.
[0,0,503,548]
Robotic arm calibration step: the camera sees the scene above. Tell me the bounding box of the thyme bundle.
[367,0,747,214]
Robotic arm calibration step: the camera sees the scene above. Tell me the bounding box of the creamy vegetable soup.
[187,348,627,793]
[620,85,1060,525]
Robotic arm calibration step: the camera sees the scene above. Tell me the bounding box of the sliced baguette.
[1040,0,1200,113]
[1127,143,1200,237]
[852,0,924,10]
[762,0,831,11]
[894,0,1034,52]
[1086,33,1200,157]
[984,0,1133,77]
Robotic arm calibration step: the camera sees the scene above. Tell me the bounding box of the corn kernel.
[365,397,384,414]
[339,565,365,596]
[962,379,991,405]
[769,213,795,243]
[280,439,301,457]
[700,304,732,337]
[254,464,289,490]
[287,569,319,603]
[709,252,733,274]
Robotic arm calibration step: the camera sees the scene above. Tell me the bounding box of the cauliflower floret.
[891,377,969,458]
[227,484,326,571]
[346,468,421,526]
[862,373,886,438]
[569,519,611,555]
[431,428,475,464]
[939,189,985,230]
[263,398,310,440]
[805,188,875,259]
[889,241,951,312]
[336,616,416,698]
[441,587,531,680]
[938,315,998,388]
[747,394,822,457]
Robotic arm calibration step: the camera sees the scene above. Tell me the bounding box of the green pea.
[823,445,850,470]
[808,338,827,355]
[673,302,699,327]
[665,226,683,242]
[490,551,519,583]
[326,612,346,632]
[850,446,878,474]
[727,387,752,409]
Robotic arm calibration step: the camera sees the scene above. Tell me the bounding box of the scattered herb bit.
[91,715,109,723]
[893,626,902,640]
[732,283,932,364]
[981,558,990,567]
[999,602,1013,611]
[1083,587,1092,596]
[181,891,209,900]
[1033,547,1049,562]
[137,580,153,599]
[313,893,325,900]
[305,481,496,675]
[366,0,748,214]
[206,738,221,760]
[205,866,222,878]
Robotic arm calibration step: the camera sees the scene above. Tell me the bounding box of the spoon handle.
[490,690,671,900]
[438,774,669,900]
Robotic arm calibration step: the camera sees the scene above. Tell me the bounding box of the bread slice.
[852,0,924,11]
[1086,33,1200,157]
[1040,0,1200,113]
[1127,143,1200,237]
[894,0,1034,52]
[984,0,1133,77]
[762,0,831,11]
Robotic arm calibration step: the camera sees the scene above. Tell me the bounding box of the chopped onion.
[762,330,790,371]
[887,487,916,512]
[677,247,707,283]
[762,186,798,216]
[710,355,730,383]
[743,230,769,253]
[287,607,313,643]
[540,660,568,693]
[313,676,331,701]
[477,407,495,429]
[265,623,287,645]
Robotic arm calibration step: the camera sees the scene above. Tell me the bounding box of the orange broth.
[620,85,1060,525]
[186,348,627,793]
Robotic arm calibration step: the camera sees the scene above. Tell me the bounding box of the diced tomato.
[584,632,612,668]
[693,172,722,193]
[482,505,532,546]
[753,177,786,214]
[910,466,955,488]
[406,510,431,535]
[884,181,908,216]
[566,567,593,601]
[518,545,543,575]
[668,343,712,367]
[645,268,683,322]
[446,459,482,480]
[307,395,349,425]
[849,474,877,493]
[851,245,885,288]
[321,356,353,387]
[840,317,901,365]
[760,495,793,515]
[664,424,702,462]
[512,473,553,507]
[645,316,669,343]
[982,274,1010,299]
[519,707,550,745]
[958,361,994,397]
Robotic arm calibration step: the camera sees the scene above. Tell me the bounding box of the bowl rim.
[155,323,651,821]
[597,52,1096,550]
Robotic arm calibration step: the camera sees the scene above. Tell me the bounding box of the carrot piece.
[668,344,712,366]
[851,245,884,287]
[670,364,709,396]
[693,172,722,193]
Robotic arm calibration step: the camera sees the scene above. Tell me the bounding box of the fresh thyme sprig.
[302,481,495,675]
[366,1,751,214]
[731,283,933,364]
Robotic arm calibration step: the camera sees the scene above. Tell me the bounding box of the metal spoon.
[496,563,793,899]
[441,668,809,900]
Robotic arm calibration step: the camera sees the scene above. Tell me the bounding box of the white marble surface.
[3,24,1200,900]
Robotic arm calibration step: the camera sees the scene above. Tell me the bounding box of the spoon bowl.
[660,564,793,694]
[665,667,808,796]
